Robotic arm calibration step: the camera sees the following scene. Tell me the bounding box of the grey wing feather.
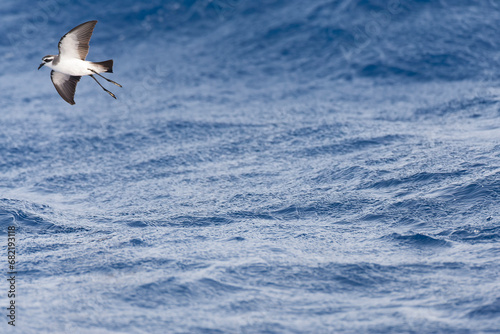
[51,70,81,105]
[58,20,97,60]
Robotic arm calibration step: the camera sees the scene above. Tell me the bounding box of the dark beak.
[38,63,44,70]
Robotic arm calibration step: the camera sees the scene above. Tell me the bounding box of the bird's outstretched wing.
[58,20,97,60]
[51,70,81,105]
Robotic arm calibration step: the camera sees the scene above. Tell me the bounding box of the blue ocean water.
[1,0,500,332]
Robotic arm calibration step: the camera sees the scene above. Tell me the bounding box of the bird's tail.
[93,59,113,73]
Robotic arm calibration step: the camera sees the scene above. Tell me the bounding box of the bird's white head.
[38,55,56,70]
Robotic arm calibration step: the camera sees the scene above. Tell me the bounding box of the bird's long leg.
[89,69,122,87]
[90,74,116,99]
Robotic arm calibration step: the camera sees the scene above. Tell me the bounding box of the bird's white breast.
[48,58,95,76]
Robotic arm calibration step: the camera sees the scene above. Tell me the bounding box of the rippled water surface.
[1,0,500,333]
